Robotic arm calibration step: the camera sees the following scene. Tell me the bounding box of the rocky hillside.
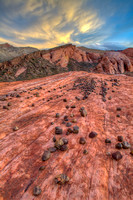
[0,43,38,63]
[0,44,133,82]
[0,71,133,200]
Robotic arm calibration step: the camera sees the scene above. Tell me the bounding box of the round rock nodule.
[83,149,88,154]
[79,137,86,144]
[62,138,68,144]
[73,126,79,134]
[42,150,51,161]
[80,107,87,117]
[115,143,123,149]
[112,151,123,161]
[55,113,60,118]
[55,127,63,135]
[60,144,68,151]
[105,139,111,143]
[33,186,42,196]
[39,166,45,171]
[122,141,131,149]
[66,122,72,127]
[89,131,97,138]
[13,126,19,131]
[117,136,123,142]
[55,138,64,149]
[54,174,69,185]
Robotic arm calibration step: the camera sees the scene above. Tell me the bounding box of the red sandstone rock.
[0,71,133,200]
[96,51,133,74]
[122,48,133,65]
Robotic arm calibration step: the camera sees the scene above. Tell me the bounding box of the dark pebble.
[115,143,123,149]
[64,115,69,121]
[42,150,51,161]
[13,126,19,131]
[67,128,73,133]
[54,174,69,185]
[55,127,63,135]
[62,138,68,144]
[66,105,69,109]
[112,151,122,161]
[55,138,64,149]
[105,139,111,143]
[39,166,45,171]
[83,149,88,154]
[55,113,60,118]
[73,126,79,134]
[7,102,12,106]
[122,141,131,149]
[116,114,120,117]
[71,105,76,108]
[63,99,67,102]
[80,107,87,117]
[89,131,97,138]
[117,136,123,142]
[79,137,86,144]
[53,136,56,142]
[117,107,121,111]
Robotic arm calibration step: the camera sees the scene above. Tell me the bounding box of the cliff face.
[0,71,133,200]
[0,44,133,82]
[122,48,133,65]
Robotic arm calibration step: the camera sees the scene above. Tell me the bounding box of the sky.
[0,0,133,50]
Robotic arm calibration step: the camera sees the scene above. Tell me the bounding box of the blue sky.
[0,0,133,50]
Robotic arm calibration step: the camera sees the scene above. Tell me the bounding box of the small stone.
[54,174,69,185]
[66,105,69,109]
[55,127,63,135]
[62,138,68,144]
[108,96,112,100]
[55,113,60,118]
[64,115,69,121]
[16,94,21,98]
[42,150,51,161]
[33,186,41,196]
[3,105,9,110]
[115,143,123,149]
[55,138,64,149]
[7,102,12,106]
[112,90,115,93]
[63,99,67,102]
[72,119,77,123]
[31,103,34,107]
[70,114,74,117]
[89,131,97,138]
[13,126,19,131]
[60,144,68,151]
[51,122,54,125]
[66,122,72,127]
[75,96,80,101]
[83,149,88,154]
[122,141,131,149]
[39,166,45,171]
[48,147,57,153]
[116,114,120,117]
[117,136,123,142]
[105,138,111,143]
[117,107,121,111]
[80,107,87,117]
[53,136,56,142]
[79,137,86,144]
[73,126,79,134]
[71,105,76,108]
[112,151,122,161]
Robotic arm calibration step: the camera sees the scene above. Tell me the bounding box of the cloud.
[0,0,132,49]
[0,0,105,48]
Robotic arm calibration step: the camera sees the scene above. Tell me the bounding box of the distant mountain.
[0,44,132,82]
[0,43,38,63]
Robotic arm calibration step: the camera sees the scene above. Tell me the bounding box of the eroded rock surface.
[0,71,133,200]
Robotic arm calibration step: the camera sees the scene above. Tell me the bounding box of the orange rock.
[0,71,133,200]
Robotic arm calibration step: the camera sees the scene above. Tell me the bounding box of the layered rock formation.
[0,44,133,82]
[122,48,133,65]
[0,71,133,200]
[0,43,38,63]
